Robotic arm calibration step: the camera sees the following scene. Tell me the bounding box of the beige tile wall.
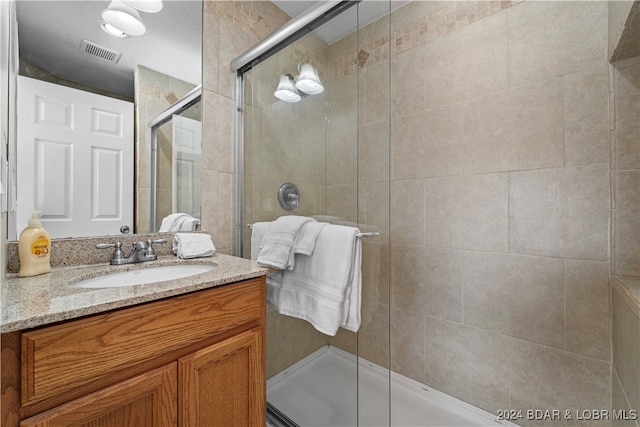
[202,0,290,255]
[612,279,640,427]
[611,47,640,426]
[203,1,622,425]
[384,1,612,423]
[614,57,640,276]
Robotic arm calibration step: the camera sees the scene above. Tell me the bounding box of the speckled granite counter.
[0,253,269,333]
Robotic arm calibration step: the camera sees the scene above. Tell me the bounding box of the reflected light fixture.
[122,0,163,13]
[274,74,301,103]
[295,60,324,95]
[101,0,146,36]
[100,21,127,38]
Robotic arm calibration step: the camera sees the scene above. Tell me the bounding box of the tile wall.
[611,10,640,422]
[203,1,626,425]
[613,278,640,427]
[202,1,291,255]
[326,1,613,424]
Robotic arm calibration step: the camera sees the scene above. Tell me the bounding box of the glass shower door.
[238,2,391,425]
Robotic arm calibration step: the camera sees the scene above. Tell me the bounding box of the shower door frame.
[148,85,202,232]
[231,0,360,258]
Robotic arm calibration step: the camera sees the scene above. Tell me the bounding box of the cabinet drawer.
[22,278,264,408]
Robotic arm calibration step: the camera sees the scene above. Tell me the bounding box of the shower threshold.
[267,345,518,427]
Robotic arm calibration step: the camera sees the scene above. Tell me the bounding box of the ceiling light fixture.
[122,0,163,14]
[274,74,301,103]
[100,21,128,38]
[101,0,146,36]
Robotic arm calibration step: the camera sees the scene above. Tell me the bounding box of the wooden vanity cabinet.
[1,276,267,427]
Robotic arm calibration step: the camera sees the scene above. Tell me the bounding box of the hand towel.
[273,224,362,336]
[286,221,328,270]
[250,222,284,307]
[250,222,270,261]
[256,216,316,269]
[172,233,216,259]
[179,216,200,231]
[159,213,187,232]
[160,213,199,232]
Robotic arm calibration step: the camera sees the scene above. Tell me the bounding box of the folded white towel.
[160,213,199,232]
[160,213,185,232]
[250,222,270,262]
[273,224,362,336]
[256,216,316,270]
[286,221,328,270]
[179,216,200,231]
[172,233,216,259]
[250,222,285,304]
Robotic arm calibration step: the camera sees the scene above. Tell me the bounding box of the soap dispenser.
[18,211,51,277]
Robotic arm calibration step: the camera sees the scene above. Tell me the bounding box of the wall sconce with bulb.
[274,60,324,103]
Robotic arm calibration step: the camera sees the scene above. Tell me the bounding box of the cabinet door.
[178,329,265,427]
[20,364,177,427]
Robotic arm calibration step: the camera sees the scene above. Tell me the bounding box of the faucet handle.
[145,238,167,257]
[96,242,124,263]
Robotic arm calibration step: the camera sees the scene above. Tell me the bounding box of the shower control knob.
[278,182,300,210]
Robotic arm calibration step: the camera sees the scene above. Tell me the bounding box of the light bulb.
[295,62,324,95]
[274,74,301,103]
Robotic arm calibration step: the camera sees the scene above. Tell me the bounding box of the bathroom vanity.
[0,253,269,427]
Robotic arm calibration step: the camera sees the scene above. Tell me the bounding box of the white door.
[16,76,133,238]
[171,114,201,218]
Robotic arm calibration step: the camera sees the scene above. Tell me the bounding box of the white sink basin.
[73,264,215,288]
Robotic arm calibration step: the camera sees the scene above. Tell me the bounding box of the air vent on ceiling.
[80,39,122,63]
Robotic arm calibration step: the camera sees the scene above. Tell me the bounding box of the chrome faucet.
[97,239,167,265]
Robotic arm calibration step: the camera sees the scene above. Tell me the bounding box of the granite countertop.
[0,253,269,333]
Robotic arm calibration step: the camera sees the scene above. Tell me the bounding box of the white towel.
[160,213,199,232]
[172,233,216,259]
[272,224,362,336]
[256,216,316,269]
[179,216,200,231]
[251,220,326,262]
[286,221,328,270]
[250,222,271,262]
[250,222,285,301]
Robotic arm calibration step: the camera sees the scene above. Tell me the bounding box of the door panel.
[178,328,265,427]
[17,76,133,238]
[171,114,201,217]
[34,139,72,218]
[20,364,177,427]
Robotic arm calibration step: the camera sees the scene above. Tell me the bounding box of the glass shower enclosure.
[233,1,392,425]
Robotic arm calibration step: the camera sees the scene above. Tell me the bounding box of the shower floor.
[267,345,518,427]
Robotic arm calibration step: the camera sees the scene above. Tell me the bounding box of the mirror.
[10,0,202,240]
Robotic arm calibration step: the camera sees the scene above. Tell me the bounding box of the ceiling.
[16,0,202,97]
[16,1,406,98]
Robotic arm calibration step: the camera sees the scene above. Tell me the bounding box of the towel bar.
[246,223,379,239]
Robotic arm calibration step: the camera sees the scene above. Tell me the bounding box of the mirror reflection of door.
[16,76,133,238]
[171,114,201,219]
